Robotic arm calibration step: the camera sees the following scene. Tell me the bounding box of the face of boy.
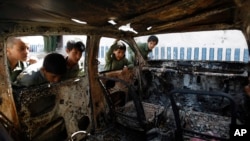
[113,49,125,61]
[67,48,83,64]
[43,69,62,83]
[7,39,29,61]
[147,41,157,50]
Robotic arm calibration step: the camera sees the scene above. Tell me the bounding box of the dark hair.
[147,35,158,44]
[66,40,85,52]
[75,41,85,52]
[43,53,67,75]
[114,41,126,51]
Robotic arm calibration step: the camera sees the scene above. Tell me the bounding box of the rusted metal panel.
[0,38,20,130]
[0,0,244,36]
[87,35,110,130]
[16,77,91,139]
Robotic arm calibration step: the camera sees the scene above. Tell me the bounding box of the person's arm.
[14,71,34,87]
[127,47,135,67]
[104,44,117,71]
[14,66,42,87]
[126,58,134,69]
[105,44,116,63]
[137,43,148,59]
[27,57,38,65]
[121,58,133,69]
[244,84,250,97]
[68,65,80,78]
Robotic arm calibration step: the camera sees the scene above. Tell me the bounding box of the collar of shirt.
[7,59,25,72]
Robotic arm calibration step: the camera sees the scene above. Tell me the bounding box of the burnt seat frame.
[169,89,237,141]
[0,112,17,141]
[97,76,147,129]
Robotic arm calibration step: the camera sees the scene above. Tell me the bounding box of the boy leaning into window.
[14,53,66,87]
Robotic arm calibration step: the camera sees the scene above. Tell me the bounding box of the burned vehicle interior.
[1,0,250,141]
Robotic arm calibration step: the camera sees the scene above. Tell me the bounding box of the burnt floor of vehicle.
[7,60,249,141]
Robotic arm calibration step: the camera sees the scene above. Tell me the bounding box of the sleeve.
[127,47,135,67]
[104,44,117,71]
[127,60,134,69]
[14,71,34,87]
[105,44,116,63]
[68,65,80,78]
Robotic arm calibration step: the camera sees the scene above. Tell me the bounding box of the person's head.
[147,35,158,50]
[6,37,29,62]
[112,41,126,61]
[66,40,85,65]
[41,53,67,83]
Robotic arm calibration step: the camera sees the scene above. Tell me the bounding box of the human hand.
[27,57,38,64]
[121,66,128,74]
[244,85,250,97]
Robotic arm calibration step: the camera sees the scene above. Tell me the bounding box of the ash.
[142,77,249,141]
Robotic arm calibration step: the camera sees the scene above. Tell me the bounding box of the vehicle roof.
[1,0,250,36]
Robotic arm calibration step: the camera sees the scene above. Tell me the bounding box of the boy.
[14,53,67,87]
[128,35,158,66]
[104,40,131,71]
[138,35,159,60]
[6,37,36,82]
[63,40,85,79]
